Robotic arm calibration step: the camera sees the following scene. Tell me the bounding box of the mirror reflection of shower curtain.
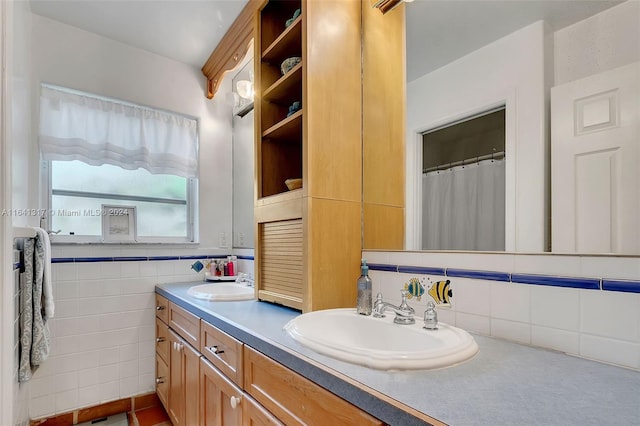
[422,158,505,251]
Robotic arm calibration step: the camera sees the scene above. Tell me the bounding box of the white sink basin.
[284,308,478,370]
[187,283,254,301]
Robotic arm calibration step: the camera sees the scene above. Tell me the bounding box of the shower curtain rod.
[423,151,505,174]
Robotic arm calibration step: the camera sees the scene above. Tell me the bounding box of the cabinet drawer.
[244,346,383,426]
[156,318,169,363]
[156,355,169,410]
[155,294,169,323]
[169,302,200,349]
[243,394,283,426]
[201,320,243,388]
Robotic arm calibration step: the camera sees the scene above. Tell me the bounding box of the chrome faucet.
[236,272,254,287]
[373,290,415,325]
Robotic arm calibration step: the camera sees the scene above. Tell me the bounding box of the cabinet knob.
[156,377,165,384]
[156,337,165,343]
[233,54,239,62]
[230,396,241,409]
[156,306,166,311]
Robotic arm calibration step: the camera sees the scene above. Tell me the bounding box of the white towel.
[34,227,54,318]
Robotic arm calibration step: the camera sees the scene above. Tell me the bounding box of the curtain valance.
[39,86,198,178]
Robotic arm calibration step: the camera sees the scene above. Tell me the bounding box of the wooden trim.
[201,0,263,99]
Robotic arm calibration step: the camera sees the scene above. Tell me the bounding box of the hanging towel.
[18,231,52,382]
[31,230,52,366]
[34,227,54,318]
[18,239,35,382]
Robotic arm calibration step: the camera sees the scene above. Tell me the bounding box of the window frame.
[41,160,198,244]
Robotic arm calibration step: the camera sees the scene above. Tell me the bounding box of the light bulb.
[236,80,254,100]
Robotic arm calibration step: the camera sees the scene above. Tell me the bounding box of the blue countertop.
[157,281,640,426]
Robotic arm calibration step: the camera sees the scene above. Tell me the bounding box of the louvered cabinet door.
[257,218,303,310]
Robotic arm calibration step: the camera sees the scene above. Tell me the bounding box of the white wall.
[554,1,640,86]
[406,21,548,253]
[30,14,234,249]
[3,1,34,425]
[14,13,241,420]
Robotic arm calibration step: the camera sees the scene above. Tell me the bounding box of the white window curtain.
[39,85,198,178]
[422,158,505,251]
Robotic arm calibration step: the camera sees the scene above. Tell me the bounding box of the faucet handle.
[398,290,414,314]
[423,301,438,330]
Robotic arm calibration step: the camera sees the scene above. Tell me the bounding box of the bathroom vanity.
[156,281,640,425]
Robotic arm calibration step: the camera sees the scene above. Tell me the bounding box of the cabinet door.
[169,329,183,425]
[156,355,169,411]
[169,329,201,426]
[200,357,243,426]
[243,395,283,426]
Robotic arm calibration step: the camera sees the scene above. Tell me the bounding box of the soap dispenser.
[356,259,372,315]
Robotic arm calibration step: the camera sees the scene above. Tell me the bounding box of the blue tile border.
[149,256,180,261]
[446,268,510,282]
[113,256,148,262]
[368,263,398,272]
[238,255,255,261]
[50,254,240,264]
[75,257,114,263]
[602,279,640,294]
[52,257,75,263]
[511,273,600,290]
[365,262,635,292]
[397,265,446,276]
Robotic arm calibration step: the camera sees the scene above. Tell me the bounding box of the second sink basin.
[187,283,254,301]
[284,308,478,370]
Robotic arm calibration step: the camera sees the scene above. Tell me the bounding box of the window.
[46,161,194,242]
[39,85,198,243]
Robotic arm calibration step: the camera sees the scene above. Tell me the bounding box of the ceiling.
[405,0,624,82]
[29,0,249,68]
[30,0,623,78]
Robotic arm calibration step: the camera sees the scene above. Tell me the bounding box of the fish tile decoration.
[404,277,425,300]
[427,279,452,307]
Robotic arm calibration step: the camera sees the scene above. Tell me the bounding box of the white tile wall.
[26,246,250,420]
[365,250,640,371]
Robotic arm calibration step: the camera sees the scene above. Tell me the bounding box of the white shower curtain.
[422,158,505,251]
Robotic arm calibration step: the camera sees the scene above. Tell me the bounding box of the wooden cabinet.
[168,329,200,426]
[157,293,386,425]
[243,395,283,426]
[244,346,383,426]
[200,356,244,426]
[255,0,363,312]
[156,296,201,426]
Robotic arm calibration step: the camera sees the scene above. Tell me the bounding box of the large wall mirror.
[232,55,255,249]
[396,0,639,255]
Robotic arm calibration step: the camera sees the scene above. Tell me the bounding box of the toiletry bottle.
[356,259,372,315]
[227,256,235,276]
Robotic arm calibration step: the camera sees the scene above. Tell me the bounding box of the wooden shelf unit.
[257,0,303,200]
[255,0,364,313]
